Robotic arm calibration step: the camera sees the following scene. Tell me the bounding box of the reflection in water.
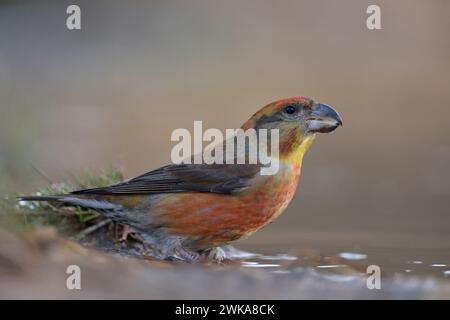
[316,274,361,283]
[271,270,291,274]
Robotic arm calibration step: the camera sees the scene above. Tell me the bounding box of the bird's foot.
[116,230,202,263]
[201,247,228,263]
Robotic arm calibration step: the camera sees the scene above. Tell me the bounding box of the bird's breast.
[149,163,302,248]
[245,163,301,226]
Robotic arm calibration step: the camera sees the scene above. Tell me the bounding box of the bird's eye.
[284,105,297,115]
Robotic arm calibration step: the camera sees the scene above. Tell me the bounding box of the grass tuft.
[1,166,124,237]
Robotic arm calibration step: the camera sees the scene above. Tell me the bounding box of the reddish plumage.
[150,167,301,249]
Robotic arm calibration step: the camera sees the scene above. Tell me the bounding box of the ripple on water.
[315,264,347,269]
[338,252,368,260]
[259,254,298,261]
[431,264,446,267]
[242,262,280,268]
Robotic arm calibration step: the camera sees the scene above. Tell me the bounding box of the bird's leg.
[170,245,201,263]
[119,225,144,243]
[119,225,132,242]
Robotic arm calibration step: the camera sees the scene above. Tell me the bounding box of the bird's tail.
[18,195,122,212]
[18,195,64,202]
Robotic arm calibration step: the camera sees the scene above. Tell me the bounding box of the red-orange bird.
[21,97,342,262]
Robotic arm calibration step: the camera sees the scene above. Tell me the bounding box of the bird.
[20,96,342,262]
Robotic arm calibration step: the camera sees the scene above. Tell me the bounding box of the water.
[236,242,450,281]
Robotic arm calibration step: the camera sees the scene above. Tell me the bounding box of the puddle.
[231,246,450,281]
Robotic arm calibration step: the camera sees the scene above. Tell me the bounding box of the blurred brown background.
[0,1,449,263]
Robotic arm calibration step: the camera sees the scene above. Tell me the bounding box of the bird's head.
[241,96,342,162]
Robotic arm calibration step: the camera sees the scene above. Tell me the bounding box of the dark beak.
[306,103,343,133]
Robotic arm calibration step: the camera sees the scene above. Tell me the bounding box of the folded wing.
[71,163,260,195]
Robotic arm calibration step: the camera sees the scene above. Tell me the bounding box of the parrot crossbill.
[20,97,342,262]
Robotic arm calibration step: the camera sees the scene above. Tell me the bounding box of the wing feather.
[71,163,260,195]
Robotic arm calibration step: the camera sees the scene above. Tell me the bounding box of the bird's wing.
[71,163,261,195]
